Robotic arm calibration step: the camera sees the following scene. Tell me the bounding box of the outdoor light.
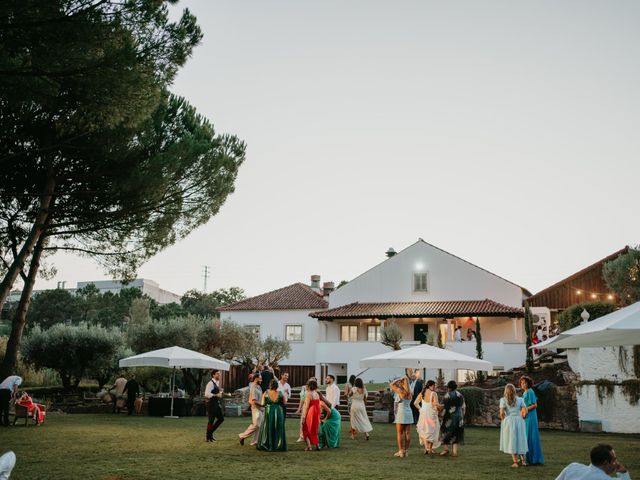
[576,290,582,295]
[580,309,590,324]
[607,294,614,300]
[591,293,597,299]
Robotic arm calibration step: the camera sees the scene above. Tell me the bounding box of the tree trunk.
[0,225,48,379]
[0,175,55,312]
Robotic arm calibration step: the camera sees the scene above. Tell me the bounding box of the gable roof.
[310,299,523,319]
[218,283,328,311]
[345,239,531,296]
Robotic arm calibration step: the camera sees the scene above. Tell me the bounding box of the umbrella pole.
[165,366,179,419]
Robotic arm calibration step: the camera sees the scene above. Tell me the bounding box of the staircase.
[498,351,569,378]
[284,389,378,421]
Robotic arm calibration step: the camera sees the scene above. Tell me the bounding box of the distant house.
[220,239,530,383]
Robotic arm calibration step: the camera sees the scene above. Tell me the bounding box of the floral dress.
[441,390,465,444]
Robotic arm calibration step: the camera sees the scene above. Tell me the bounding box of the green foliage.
[22,323,124,390]
[0,336,60,386]
[180,288,246,317]
[621,379,640,406]
[603,248,640,306]
[475,318,485,383]
[380,320,403,350]
[558,302,617,332]
[593,378,616,404]
[459,386,483,421]
[524,302,534,372]
[246,335,292,368]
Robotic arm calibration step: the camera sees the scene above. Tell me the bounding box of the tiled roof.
[218,283,328,311]
[310,299,523,319]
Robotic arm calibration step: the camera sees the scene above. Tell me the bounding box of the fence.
[221,364,315,391]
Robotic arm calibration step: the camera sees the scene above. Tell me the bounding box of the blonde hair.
[503,383,517,406]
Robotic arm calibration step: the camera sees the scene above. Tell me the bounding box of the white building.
[220,239,530,384]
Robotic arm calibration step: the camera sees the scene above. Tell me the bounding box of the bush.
[380,320,403,350]
[22,323,125,390]
[459,386,483,421]
[558,302,617,332]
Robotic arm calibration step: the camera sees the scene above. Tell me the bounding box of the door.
[413,324,429,343]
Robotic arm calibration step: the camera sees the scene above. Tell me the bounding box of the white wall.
[568,346,639,434]
[329,241,523,308]
[219,309,319,366]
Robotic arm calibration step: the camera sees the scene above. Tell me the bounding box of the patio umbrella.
[359,344,493,370]
[534,301,640,349]
[119,346,230,418]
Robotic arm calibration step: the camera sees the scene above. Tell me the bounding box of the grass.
[1,414,639,480]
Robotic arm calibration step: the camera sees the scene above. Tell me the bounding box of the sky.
[37,0,640,298]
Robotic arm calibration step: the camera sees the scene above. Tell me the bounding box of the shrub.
[558,302,617,332]
[380,320,403,350]
[459,386,483,421]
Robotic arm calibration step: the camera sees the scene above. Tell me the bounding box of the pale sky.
[37,0,640,298]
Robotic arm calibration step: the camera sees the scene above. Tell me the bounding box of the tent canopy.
[535,301,640,349]
[119,346,230,370]
[359,344,493,370]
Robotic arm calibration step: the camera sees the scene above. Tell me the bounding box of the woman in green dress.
[257,378,287,452]
[318,398,341,449]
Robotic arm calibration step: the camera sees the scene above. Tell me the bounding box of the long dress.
[303,392,321,446]
[416,392,441,448]
[319,407,341,448]
[523,389,544,464]
[499,397,528,455]
[256,392,287,452]
[394,391,414,425]
[350,388,373,433]
[441,390,465,444]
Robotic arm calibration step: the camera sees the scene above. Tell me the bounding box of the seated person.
[16,392,45,425]
[555,443,630,480]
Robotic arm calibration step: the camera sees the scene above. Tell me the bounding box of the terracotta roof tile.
[310,299,523,319]
[218,283,328,311]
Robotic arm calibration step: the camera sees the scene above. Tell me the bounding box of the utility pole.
[203,265,210,292]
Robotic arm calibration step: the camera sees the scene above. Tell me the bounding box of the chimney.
[310,275,322,293]
[322,281,335,297]
[386,247,397,258]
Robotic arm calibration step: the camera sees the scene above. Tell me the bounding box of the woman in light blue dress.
[499,383,528,468]
[520,376,544,465]
[390,373,413,458]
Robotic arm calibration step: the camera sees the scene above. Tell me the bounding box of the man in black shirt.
[123,374,140,416]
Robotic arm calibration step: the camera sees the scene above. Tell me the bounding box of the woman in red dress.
[16,392,45,424]
[302,378,321,451]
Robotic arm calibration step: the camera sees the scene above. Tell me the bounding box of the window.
[367,325,381,342]
[244,325,260,338]
[413,272,428,292]
[285,324,303,342]
[340,325,358,342]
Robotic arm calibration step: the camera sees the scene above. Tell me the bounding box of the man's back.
[556,463,631,480]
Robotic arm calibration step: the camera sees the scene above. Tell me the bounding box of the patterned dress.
[441,390,465,444]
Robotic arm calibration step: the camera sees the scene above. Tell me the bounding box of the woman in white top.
[348,378,373,440]
[414,380,441,454]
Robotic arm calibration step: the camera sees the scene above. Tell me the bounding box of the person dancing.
[256,378,287,452]
[239,373,263,446]
[414,380,441,454]
[318,397,341,449]
[520,376,544,465]
[348,378,372,441]
[302,379,321,451]
[390,374,413,458]
[204,370,224,442]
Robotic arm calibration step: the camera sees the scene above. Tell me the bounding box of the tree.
[524,302,534,373]
[557,302,618,332]
[603,248,640,306]
[180,288,246,317]
[243,335,291,368]
[26,289,80,329]
[475,318,485,383]
[22,323,124,390]
[380,320,403,350]
[0,1,246,379]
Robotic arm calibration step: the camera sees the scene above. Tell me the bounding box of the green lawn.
[1,414,639,480]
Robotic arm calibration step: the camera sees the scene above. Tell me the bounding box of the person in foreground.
[555,444,630,480]
[389,373,413,458]
[348,378,373,441]
[440,380,465,457]
[414,380,441,454]
[499,383,528,468]
[519,376,544,465]
[0,451,16,480]
[256,378,287,452]
[318,397,341,449]
[0,375,22,426]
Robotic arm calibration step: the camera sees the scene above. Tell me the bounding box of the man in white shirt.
[277,372,292,402]
[204,370,224,442]
[239,373,263,446]
[0,375,22,427]
[555,444,630,480]
[454,326,462,342]
[324,375,340,407]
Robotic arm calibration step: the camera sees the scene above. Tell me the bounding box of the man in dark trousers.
[204,369,224,442]
[123,374,140,416]
[259,364,274,394]
[409,369,424,424]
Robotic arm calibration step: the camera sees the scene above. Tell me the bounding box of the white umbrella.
[359,344,493,370]
[119,346,230,418]
[535,301,640,349]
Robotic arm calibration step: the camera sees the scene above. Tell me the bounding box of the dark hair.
[349,375,357,385]
[447,380,457,390]
[590,444,615,466]
[354,378,364,389]
[327,374,335,382]
[269,378,278,391]
[421,380,436,396]
[519,375,533,389]
[253,373,261,381]
[211,369,219,376]
[308,379,318,391]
